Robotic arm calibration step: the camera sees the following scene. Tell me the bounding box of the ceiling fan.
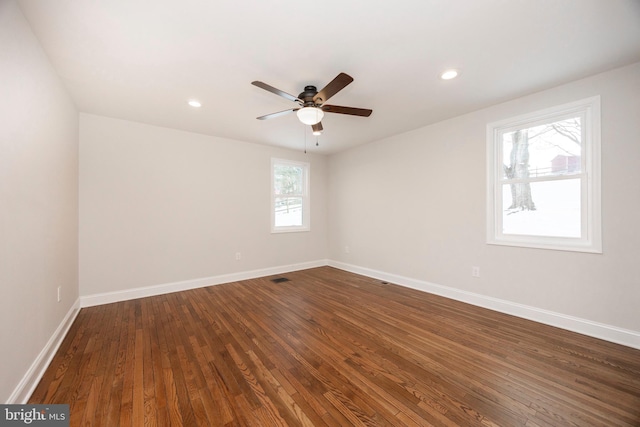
[251,72,372,135]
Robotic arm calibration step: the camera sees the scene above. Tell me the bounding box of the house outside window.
[271,158,310,233]
[486,96,601,253]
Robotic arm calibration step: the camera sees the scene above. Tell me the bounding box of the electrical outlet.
[344,246,350,254]
[472,266,480,278]
[235,252,241,261]
[57,286,62,302]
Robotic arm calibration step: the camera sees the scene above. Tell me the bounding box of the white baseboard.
[8,298,81,404]
[328,260,640,350]
[81,259,328,308]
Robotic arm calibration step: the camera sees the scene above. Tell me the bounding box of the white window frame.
[486,96,601,253]
[271,158,310,233]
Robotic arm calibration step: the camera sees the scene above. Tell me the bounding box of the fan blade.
[252,81,301,103]
[321,104,372,117]
[313,73,353,104]
[312,122,323,133]
[257,108,298,120]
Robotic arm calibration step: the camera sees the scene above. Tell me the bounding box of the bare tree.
[275,166,302,213]
[530,118,581,152]
[503,118,581,212]
[504,130,536,211]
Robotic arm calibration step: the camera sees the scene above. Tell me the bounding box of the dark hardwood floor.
[29,267,640,426]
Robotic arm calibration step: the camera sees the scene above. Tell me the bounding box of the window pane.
[502,179,581,238]
[274,197,303,227]
[502,117,582,180]
[274,165,303,195]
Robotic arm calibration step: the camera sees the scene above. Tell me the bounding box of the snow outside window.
[486,96,601,253]
[271,158,310,233]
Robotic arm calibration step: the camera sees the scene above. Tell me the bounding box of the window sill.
[271,226,310,234]
[487,237,602,254]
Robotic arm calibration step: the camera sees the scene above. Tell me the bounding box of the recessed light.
[440,69,459,80]
[188,99,202,108]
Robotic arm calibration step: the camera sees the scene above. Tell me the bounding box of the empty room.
[2,0,640,425]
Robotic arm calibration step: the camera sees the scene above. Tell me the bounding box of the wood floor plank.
[28,267,640,426]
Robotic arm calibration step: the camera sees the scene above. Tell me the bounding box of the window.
[487,96,601,252]
[271,158,310,233]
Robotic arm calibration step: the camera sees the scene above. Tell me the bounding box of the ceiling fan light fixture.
[297,107,324,125]
[312,130,322,136]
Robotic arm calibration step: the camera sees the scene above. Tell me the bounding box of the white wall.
[0,1,79,402]
[79,114,328,297]
[328,62,640,336]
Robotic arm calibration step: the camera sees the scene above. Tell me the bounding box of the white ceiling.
[17,0,640,154]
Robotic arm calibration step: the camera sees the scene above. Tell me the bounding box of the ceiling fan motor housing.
[299,85,320,106]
